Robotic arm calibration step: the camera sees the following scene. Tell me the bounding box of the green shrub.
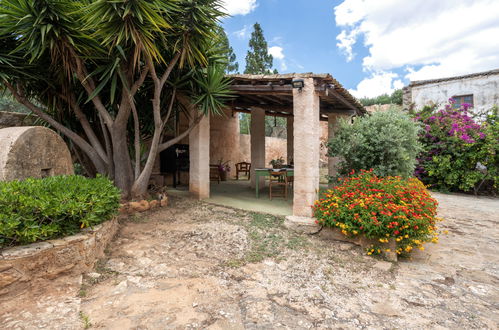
[0,175,120,248]
[414,103,499,193]
[313,170,440,256]
[328,109,422,179]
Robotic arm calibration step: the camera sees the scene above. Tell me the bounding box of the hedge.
[0,175,120,248]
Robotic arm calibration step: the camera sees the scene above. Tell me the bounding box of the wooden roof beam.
[231,102,354,115]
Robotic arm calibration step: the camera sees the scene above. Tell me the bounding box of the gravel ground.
[1,192,498,329]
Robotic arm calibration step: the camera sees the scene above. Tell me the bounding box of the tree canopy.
[0,0,233,198]
[218,28,239,74]
[244,22,274,74]
[359,89,403,106]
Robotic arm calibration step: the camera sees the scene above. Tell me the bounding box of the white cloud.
[349,72,403,98]
[221,0,258,16]
[233,25,250,39]
[268,46,284,60]
[268,46,287,72]
[336,29,359,62]
[335,0,499,93]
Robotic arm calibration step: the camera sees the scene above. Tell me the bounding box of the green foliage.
[244,22,274,74]
[0,176,120,248]
[265,116,286,137]
[359,89,403,106]
[313,170,440,256]
[217,28,239,74]
[328,110,422,178]
[239,113,251,134]
[0,91,27,113]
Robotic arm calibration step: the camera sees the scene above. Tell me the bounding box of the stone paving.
[0,192,498,329]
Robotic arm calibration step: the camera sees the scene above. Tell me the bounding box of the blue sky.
[222,1,368,92]
[221,0,499,98]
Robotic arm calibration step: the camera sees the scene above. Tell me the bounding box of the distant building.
[403,69,499,112]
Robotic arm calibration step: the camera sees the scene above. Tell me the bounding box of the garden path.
[1,192,498,329]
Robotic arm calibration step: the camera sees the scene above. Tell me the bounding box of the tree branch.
[158,113,204,153]
[159,52,181,89]
[61,92,109,164]
[5,81,108,174]
[70,48,114,128]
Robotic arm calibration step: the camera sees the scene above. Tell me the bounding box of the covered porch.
[187,73,365,219]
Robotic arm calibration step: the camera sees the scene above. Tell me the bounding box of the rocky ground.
[1,192,498,329]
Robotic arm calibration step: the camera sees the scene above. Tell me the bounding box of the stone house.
[403,69,499,113]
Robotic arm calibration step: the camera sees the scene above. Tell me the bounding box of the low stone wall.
[0,217,119,298]
[284,216,397,261]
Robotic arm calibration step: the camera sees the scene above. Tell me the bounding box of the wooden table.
[255,168,294,198]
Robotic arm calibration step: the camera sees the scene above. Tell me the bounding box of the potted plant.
[218,159,231,181]
[269,156,285,169]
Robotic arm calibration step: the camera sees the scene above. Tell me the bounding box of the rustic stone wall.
[0,111,35,129]
[0,126,73,181]
[0,217,118,299]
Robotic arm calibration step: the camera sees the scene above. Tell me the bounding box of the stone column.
[250,107,266,189]
[189,114,210,199]
[327,113,341,181]
[287,117,294,164]
[292,78,320,217]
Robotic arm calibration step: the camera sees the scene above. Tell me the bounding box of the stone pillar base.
[284,216,320,234]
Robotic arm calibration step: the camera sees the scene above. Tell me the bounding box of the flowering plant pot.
[269,156,285,169]
[217,159,231,181]
[219,170,228,181]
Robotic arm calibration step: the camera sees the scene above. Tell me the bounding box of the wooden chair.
[235,162,251,180]
[209,164,221,183]
[268,170,288,200]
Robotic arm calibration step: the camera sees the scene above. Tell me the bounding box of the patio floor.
[168,179,294,216]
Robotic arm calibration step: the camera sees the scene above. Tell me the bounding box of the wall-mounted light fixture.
[291,78,304,91]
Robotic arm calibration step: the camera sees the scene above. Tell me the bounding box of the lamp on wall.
[291,78,304,90]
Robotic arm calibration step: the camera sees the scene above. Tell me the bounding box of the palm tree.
[0,0,233,199]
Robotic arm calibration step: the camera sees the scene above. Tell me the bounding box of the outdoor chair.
[209,164,221,184]
[235,161,251,180]
[268,170,288,200]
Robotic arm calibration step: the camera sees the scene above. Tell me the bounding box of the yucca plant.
[0,0,233,198]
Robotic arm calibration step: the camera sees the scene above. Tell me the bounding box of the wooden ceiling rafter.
[227,73,366,116]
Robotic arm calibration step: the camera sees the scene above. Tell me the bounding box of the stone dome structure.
[0,126,73,181]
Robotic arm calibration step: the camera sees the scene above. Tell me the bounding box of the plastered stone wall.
[0,218,118,299]
[408,74,499,112]
[210,109,240,173]
[0,126,73,181]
